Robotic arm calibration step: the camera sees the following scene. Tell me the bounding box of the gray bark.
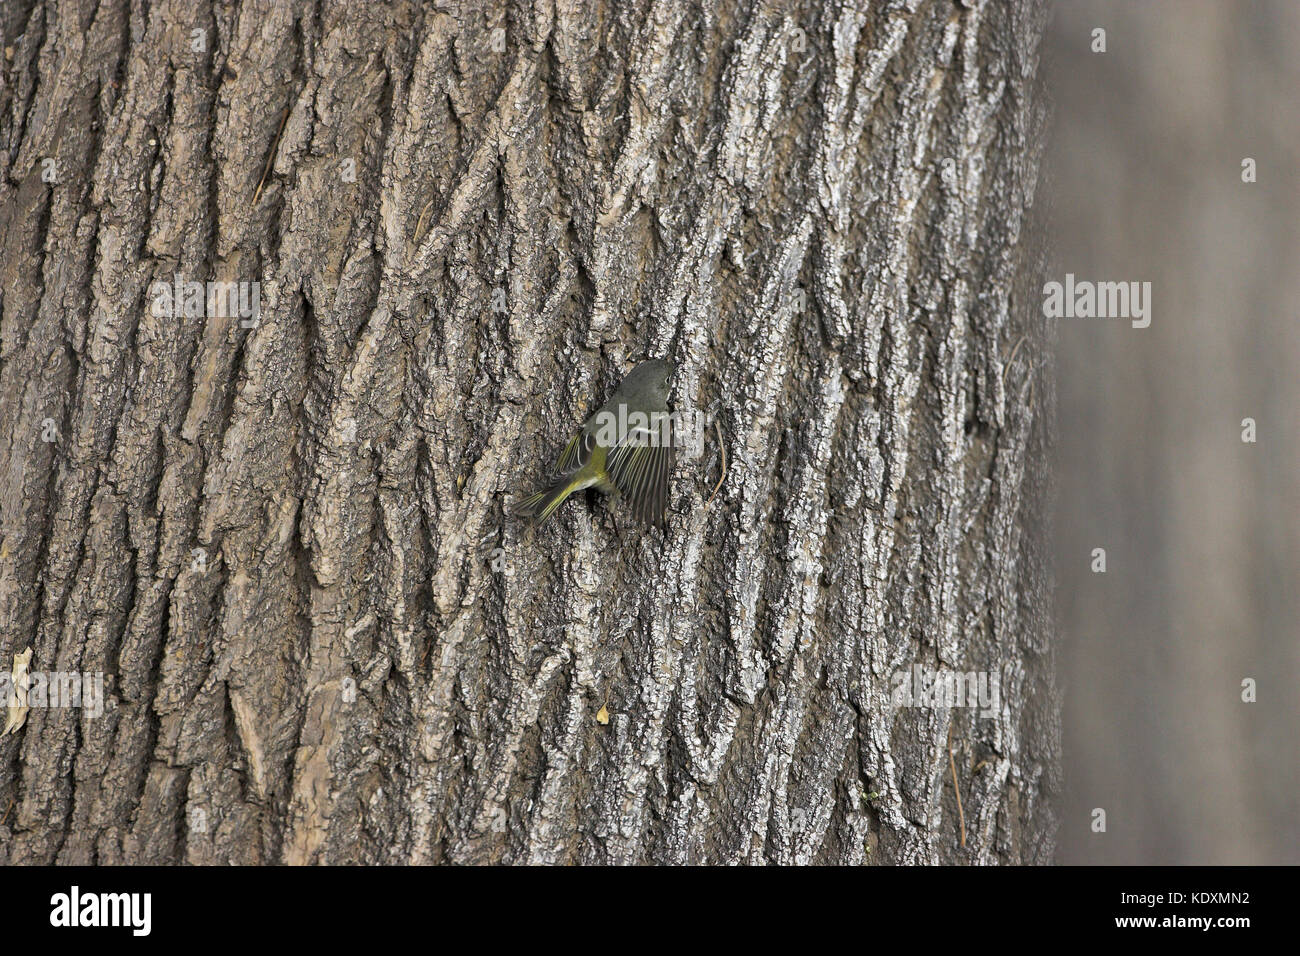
[0,0,1056,864]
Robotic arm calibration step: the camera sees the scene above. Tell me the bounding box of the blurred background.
[1047,1,1300,863]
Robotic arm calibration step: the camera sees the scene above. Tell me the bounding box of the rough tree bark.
[0,0,1057,864]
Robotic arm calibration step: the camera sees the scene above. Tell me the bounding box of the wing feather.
[606,426,673,525]
[554,427,597,477]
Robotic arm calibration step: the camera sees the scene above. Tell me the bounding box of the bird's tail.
[510,477,578,526]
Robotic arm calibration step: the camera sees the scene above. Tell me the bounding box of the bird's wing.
[554,424,597,478]
[605,424,673,526]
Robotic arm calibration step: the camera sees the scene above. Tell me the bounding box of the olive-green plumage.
[512,360,675,526]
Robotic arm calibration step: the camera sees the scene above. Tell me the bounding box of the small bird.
[511,359,675,526]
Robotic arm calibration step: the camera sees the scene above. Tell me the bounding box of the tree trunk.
[0,0,1056,864]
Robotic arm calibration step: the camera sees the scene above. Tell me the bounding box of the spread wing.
[554,425,597,478]
[605,424,673,526]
